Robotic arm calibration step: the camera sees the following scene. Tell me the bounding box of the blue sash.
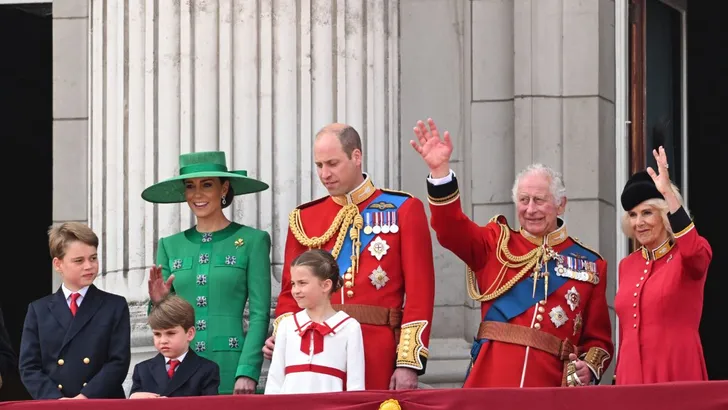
[465,241,595,379]
[334,191,408,276]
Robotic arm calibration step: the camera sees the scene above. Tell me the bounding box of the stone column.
[52,0,90,291]
[86,0,401,384]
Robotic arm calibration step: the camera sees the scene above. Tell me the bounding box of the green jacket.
[156,223,271,394]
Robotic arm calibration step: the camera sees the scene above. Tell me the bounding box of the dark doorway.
[628,0,726,381]
[0,3,53,401]
[687,1,726,381]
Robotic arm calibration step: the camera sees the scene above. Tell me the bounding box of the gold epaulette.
[488,214,512,227]
[294,195,328,211]
[381,188,413,198]
[571,236,604,260]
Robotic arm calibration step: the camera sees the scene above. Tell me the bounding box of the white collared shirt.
[165,350,188,372]
[61,284,90,308]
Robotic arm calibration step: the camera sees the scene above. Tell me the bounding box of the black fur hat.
[620,170,664,211]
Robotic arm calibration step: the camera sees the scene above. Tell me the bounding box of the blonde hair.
[148,295,195,331]
[621,183,683,240]
[48,222,99,259]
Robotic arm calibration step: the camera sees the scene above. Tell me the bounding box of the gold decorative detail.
[331,178,377,206]
[521,223,568,247]
[582,347,611,380]
[427,189,460,206]
[641,237,674,261]
[346,290,354,298]
[573,312,583,336]
[369,201,395,210]
[380,188,413,198]
[674,222,695,238]
[289,202,364,287]
[234,238,244,248]
[466,221,554,302]
[271,312,292,337]
[396,321,428,370]
[379,399,401,410]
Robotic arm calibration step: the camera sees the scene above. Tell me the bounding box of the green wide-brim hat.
[141,151,269,203]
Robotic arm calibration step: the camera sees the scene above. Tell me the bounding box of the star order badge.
[565,286,580,311]
[549,305,568,328]
[369,266,389,290]
[573,312,583,336]
[368,236,390,261]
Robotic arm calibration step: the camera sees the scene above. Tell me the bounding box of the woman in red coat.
[614,146,712,385]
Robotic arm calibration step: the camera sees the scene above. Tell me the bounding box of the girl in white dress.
[264,249,365,394]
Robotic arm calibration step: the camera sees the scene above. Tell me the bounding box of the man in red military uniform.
[263,123,435,390]
[410,118,613,387]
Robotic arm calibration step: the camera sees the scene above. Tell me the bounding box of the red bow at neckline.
[300,322,333,356]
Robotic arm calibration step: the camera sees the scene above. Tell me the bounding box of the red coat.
[427,175,614,387]
[274,176,435,390]
[614,207,712,385]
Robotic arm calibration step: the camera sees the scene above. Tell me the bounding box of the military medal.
[549,306,568,328]
[573,312,583,336]
[372,212,382,234]
[369,266,389,289]
[381,212,391,234]
[555,254,600,285]
[363,213,373,235]
[390,211,399,233]
[368,236,390,261]
[565,286,580,311]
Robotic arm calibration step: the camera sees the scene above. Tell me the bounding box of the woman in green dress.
[141,151,271,395]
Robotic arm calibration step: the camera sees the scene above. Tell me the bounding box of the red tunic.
[274,176,436,390]
[614,207,712,385]
[427,175,614,387]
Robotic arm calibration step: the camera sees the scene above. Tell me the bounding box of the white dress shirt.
[165,350,188,373]
[61,284,90,308]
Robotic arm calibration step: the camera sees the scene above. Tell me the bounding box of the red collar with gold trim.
[520,219,569,247]
[640,237,674,261]
[331,175,377,206]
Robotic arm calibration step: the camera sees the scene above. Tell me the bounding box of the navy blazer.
[19,285,131,399]
[130,350,219,397]
[0,306,17,390]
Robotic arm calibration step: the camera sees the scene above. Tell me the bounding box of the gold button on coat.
[83,357,90,364]
[57,359,64,366]
[57,384,63,390]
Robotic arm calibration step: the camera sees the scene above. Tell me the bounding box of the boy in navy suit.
[130,295,219,398]
[19,223,131,399]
